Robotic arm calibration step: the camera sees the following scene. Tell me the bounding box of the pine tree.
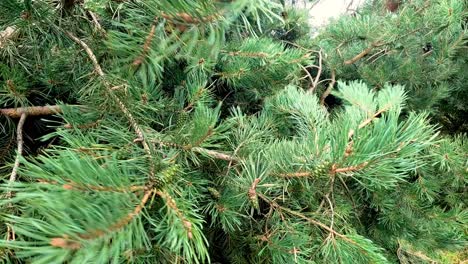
[0,0,466,263]
[309,0,468,132]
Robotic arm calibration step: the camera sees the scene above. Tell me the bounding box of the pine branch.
[63,120,101,129]
[66,32,156,181]
[132,18,157,67]
[258,193,360,247]
[160,12,219,24]
[191,147,238,162]
[156,190,194,239]
[279,161,370,179]
[50,188,154,249]
[190,128,214,149]
[88,11,105,35]
[223,51,271,58]
[309,49,322,93]
[344,41,385,65]
[346,105,393,141]
[152,139,238,162]
[7,113,27,198]
[37,179,146,193]
[1,105,62,118]
[277,171,312,178]
[4,113,27,241]
[331,162,370,175]
[248,178,261,209]
[58,33,167,249]
[299,64,314,84]
[320,69,336,105]
[357,108,388,129]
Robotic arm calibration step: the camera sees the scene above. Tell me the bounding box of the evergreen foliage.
[0,0,466,263]
[310,0,468,132]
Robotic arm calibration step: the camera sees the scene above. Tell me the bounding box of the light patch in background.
[287,0,366,36]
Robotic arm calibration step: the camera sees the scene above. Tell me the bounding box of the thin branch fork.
[309,49,323,93]
[1,105,62,118]
[257,193,359,247]
[299,64,314,84]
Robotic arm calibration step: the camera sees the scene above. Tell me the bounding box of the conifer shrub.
[310,0,468,132]
[0,0,466,263]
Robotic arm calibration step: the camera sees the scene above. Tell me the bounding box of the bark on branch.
[320,69,336,105]
[1,105,62,118]
[7,113,27,189]
[344,41,385,65]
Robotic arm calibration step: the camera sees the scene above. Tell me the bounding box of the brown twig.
[156,190,193,239]
[191,147,238,162]
[278,171,313,178]
[257,193,359,247]
[309,49,323,93]
[37,179,146,193]
[1,105,62,118]
[248,178,261,199]
[160,12,218,24]
[66,32,155,180]
[320,69,336,105]
[151,137,238,162]
[344,41,385,65]
[331,162,369,174]
[345,105,391,142]
[324,194,335,238]
[5,112,27,241]
[358,107,388,130]
[224,51,270,58]
[88,11,105,35]
[299,64,314,86]
[7,113,27,197]
[51,188,154,249]
[132,18,157,67]
[49,33,164,250]
[64,120,100,129]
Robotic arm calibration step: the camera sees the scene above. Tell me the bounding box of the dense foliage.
[311,0,468,132]
[0,0,466,263]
